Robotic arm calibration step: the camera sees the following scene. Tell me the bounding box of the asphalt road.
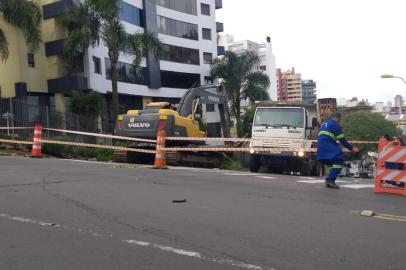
[0,156,405,270]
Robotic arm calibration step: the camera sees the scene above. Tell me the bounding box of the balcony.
[48,75,88,93]
[217,46,225,56]
[42,0,74,19]
[215,0,223,9]
[216,22,224,33]
[45,39,65,56]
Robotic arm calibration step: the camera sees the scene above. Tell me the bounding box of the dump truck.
[114,85,231,167]
[249,101,321,175]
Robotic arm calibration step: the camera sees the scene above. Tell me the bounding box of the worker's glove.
[352,147,360,153]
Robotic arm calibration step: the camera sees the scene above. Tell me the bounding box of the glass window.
[260,65,266,71]
[202,28,211,40]
[203,52,212,64]
[93,56,101,74]
[157,0,197,15]
[201,3,210,15]
[27,53,35,67]
[161,44,200,65]
[105,58,147,85]
[161,70,201,89]
[119,1,144,27]
[158,16,198,40]
[254,108,304,128]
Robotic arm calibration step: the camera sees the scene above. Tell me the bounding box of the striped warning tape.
[0,127,34,130]
[165,136,377,144]
[162,146,316,153]
[38,139,156,154]
[0,138,33,145]
[42,128,156,144]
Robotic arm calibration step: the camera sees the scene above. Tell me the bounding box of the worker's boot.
[325,181,340,189]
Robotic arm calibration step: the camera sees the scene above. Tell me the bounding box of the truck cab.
[249,101,320,175]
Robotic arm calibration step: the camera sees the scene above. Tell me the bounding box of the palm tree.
[61,0,163,120]
[211,51,270,137]
[0,0,42,61]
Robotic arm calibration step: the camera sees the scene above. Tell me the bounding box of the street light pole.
[381,74,406,84]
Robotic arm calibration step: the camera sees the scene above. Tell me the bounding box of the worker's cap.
[330,111,341,119]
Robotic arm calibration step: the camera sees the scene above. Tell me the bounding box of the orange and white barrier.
[153,130,167,169]
[375,145,406,196]
[31,124,42,158]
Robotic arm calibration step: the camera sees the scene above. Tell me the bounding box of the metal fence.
[0,98,112,142]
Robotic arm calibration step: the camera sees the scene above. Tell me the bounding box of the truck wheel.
[249,155,261,173]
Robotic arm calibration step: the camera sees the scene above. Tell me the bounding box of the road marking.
[341,184,374,189]
[297,180,325,184]
[352,210,406,222]
[223,173,257,176]
[0,212,271,270]
[256,176,276,180]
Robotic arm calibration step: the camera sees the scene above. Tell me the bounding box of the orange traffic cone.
[31,124,42,158]
[153,130,167,169]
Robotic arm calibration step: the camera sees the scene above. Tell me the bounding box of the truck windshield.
[254,108,304,128]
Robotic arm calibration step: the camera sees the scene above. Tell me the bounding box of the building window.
[203,52,213,64]
[201,3,210,15]
[119,1,144,27]
[93,56,102,74]
[204,76,214,85]
[105,58,147,85]
[161,44,200,65]
[27,53,35,67]
[202,28,211,40]
[260,65,266,71]
[158,16,198,40]
[157,0,197,15]
[161,70,201,89]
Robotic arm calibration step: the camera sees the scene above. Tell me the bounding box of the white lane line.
[125,239,266,270]
[297,180,325,184]
[256,176,276,180]
[341,184,375,189]
[223,173,258,176]
[0,213,270,270]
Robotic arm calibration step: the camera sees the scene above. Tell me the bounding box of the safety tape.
[0,138,33,145]
[162,147,317,153]
[38,139,156,154]
[165,136,377,144]
[0,127,34,130]
[42,128,156,144]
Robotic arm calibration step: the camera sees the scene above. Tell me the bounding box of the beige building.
[277,68,302,101]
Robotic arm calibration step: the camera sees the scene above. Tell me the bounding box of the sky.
[216,0,406,104]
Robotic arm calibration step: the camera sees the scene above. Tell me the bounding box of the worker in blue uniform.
[317,112,359,189]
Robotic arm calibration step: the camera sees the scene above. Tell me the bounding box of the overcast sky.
[216,0,406,104]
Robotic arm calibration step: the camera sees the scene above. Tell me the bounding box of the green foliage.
[221,157,248,171]
[341,111,402,151]
[0,0,42,61]
[69,91,103,117]
[241,106,256,137]
[96,149,113,161]
[42,143,113,161]
[211,51,270,137]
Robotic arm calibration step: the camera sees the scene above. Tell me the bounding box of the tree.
[0,0,42,61]
[241,106,256,137]
[211,51,270,137]
[61,0,163,120]
[341,111,402,151]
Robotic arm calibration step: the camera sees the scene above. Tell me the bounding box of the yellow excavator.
[114,84,231,167]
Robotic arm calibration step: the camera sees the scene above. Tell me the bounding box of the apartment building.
[276,68,302,101]
[218,35,277,101]
[0,0,223,114]
[301,79,317,102]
